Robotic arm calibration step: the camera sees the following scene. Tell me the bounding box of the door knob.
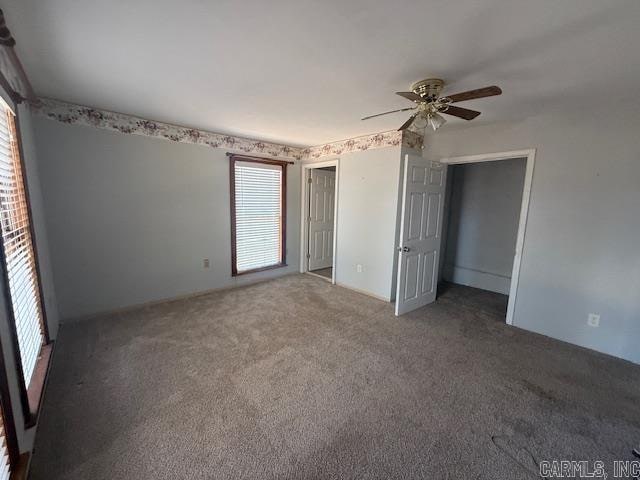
[401,246,410,252]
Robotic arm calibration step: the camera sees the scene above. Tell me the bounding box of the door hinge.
[306,253,311,259]
[308,177,313,184]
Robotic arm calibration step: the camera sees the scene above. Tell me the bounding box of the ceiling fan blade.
[443,105,481,120]
[361,106,416,121]
[396,91,424,103]
[398,113,418,131]
[446,86,502,103]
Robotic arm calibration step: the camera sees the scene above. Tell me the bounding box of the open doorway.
[439,150,535,324]
[440,157,527,322]
[300,160,339,283]
[393,149,535,323]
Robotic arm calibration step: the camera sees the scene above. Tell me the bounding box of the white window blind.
[0,99,44,388]
[233,160,284,273]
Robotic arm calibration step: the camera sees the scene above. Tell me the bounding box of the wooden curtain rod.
[0,9,38,104]
[226,152,295,165]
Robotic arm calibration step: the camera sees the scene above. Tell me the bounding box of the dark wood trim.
[229,154,288,277]
[0,322,20,469]
[226,152,294,165]
[232,263,288,277]
[9,452,29,480]
[229,156,238,276]
[26,343,53,419]
[0,90,30,428]
[0,104,52,428]
[282,160,288,270]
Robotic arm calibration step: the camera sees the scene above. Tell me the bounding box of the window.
[229,155,289,275]
[0,97,48,418]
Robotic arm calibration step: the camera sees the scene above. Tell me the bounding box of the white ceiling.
[3,0,640,146]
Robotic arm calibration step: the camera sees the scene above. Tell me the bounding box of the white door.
[308,169,335,271]
[395,154,447,315]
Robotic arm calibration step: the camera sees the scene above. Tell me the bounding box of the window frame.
[0,339,20,475]
[229,154,290,276]
[0,97,51,429]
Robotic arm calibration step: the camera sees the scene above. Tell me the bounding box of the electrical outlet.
[203,258,210,268]
[587,313,600,327]
[356,264,363,273]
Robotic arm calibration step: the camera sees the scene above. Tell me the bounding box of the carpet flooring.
[309,267,332,279]
[30,275,640,479]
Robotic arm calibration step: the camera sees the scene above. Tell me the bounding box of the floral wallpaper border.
[301,129,423,159]
[32,98,307,160]
[32,98,424,161]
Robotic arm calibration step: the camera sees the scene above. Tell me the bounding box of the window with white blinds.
[0,99,45,389]
[230,158,287,275]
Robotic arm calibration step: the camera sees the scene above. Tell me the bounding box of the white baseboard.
[443,264,511,295]
[335,282,391,302]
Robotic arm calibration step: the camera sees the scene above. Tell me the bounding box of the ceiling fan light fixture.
[427,112,446,131]
[362,78,501,132]
[412,113,428,130]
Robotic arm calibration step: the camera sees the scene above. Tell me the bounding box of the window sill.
[25,343,53,428]
[9,452,29,480]
[233,263,288,277]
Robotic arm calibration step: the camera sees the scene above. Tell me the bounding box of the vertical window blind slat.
[233,161,284,273]
[0,101,44,392]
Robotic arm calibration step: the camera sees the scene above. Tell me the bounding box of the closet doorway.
[439,149,536,325]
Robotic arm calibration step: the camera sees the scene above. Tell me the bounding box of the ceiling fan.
[362,78,502,132]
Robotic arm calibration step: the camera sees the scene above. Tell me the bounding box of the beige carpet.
[309,267,332,279]
[31,275,640,479]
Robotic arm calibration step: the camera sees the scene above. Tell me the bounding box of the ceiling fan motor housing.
[411,78,445,100]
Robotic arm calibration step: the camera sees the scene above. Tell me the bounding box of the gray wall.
[18,106,60,340]
[32,118,300,320]
[443,158,526,294]
[336,147,402,301]
[32,106,640,367]
[425,107,640,365]
[306,146,403,301]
